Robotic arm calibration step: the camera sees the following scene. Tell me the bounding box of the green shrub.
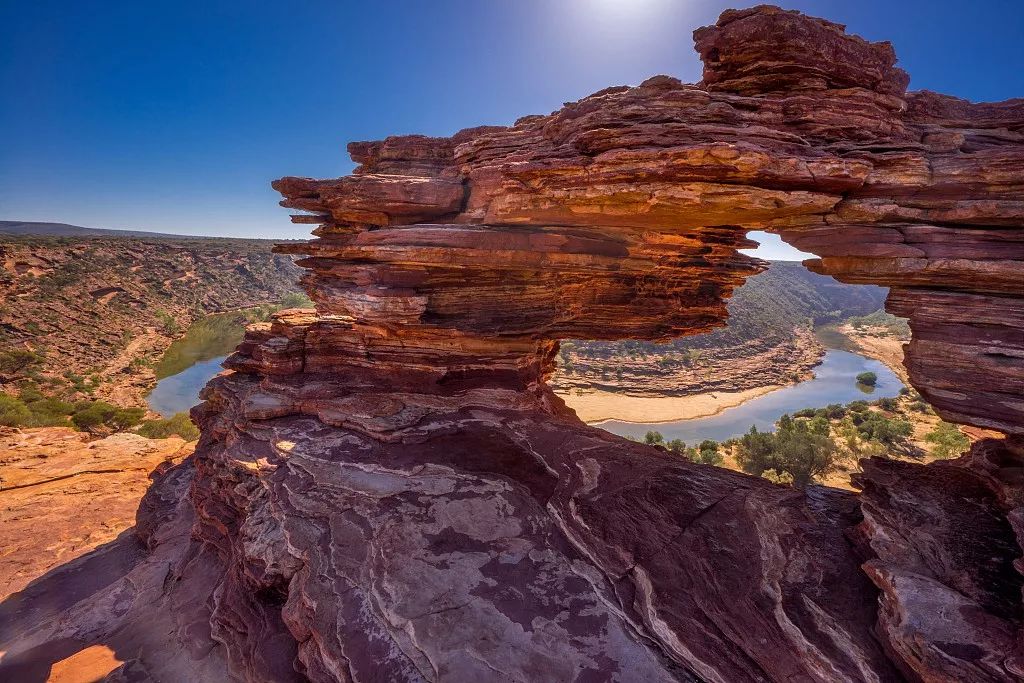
[25,397,76,427]
[874,397,899,411]
[0,349,43,377]
[109,407,145,431]
[280,292,314,309]
[156,309,180,336]
[69,401,144,432]
[137,412,199,441]
[736,419,838,487]
[0,394,32,426]
[644,430,665,445]
[924,421,970,460]
[856,371,878,387]
[736,425,777,477]
[695,440,722,466]
[823,403,846,419]
[70,402,117,430]
[665,439,687,454]
[855,412,912,449]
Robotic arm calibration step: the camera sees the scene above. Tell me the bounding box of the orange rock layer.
[273,5,1023,434]
[3,6,1023,683]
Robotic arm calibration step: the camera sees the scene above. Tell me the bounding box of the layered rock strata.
[274,5,1023,433]
[2,5,1023,682]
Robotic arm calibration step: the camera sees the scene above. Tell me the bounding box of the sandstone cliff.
[2,6,1022,682]
[553,261,885,398]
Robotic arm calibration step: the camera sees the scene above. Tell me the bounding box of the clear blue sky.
[2,1,1021,259]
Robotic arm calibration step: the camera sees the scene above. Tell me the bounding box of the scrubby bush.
[853,411,912,450]
[822,404,846,419]
[0,348,43,378]
[695,439,722,466]
[924,421,970,460]
[156,309,180,336]
[665,439,687,454]
[70,402,116,430]
[874,397,899,411]
[736,418,839,488]
[0,394,32,426]
[644,430,665,445]
[137,412,199,441]
[856,371,878,387]
[23,397,76,427]
[69,401,144,432]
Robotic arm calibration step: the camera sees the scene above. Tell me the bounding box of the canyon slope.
[554,261,885,397]
[2,6,1023,683]
[0,235,302,406]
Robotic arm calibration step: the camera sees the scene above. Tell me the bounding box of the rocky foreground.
[2,6,1023,682]
[0,427,192,597]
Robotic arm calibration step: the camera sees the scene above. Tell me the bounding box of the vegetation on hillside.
[0,386,199,440]
[846,309,911,337]
[0,281,314,440]
[557,263,890,394]
[564,262,885,363]
[0,234,303,401]
[636,387,965,489]
[0,387,144,433]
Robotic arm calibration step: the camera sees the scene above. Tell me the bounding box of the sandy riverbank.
[555,383,784,424]
[837,325,909,382]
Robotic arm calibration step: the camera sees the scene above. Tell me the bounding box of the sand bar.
[556,384,783,424]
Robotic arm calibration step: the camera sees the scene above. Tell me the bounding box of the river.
[145,311,250,417]
[595,349,904,443]
[148,318,905,440]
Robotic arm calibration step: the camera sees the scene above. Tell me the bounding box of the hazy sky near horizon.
[2,1,1022,260]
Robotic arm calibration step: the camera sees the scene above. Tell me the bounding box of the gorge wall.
[2,6,1022,683]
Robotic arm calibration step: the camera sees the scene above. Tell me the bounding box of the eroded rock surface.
[2,5,1022,682]
[0,427,192,598]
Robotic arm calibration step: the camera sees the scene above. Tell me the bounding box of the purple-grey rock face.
[2,5,1022,682]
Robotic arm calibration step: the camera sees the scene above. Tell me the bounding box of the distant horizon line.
[0,218,811,262]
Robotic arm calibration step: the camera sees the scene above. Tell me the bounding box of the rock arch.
[190,8,1019,681]
[5,6,1022,683]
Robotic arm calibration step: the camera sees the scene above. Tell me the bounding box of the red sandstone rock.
[3,5,1023,682]
[0,427,192,599]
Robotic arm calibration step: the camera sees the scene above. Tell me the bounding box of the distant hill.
[0,234,303,407]
[0,220,207,239]
[554,262,890,396]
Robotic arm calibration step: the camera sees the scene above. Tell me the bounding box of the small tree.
[736,426,777,476]
[924,421,970,460]
[856,371,878,387]
[644,430,665,446]
[696,440,722,466]
[665,439,687,455]
[856,412,913,451]
[774,425,838,488]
